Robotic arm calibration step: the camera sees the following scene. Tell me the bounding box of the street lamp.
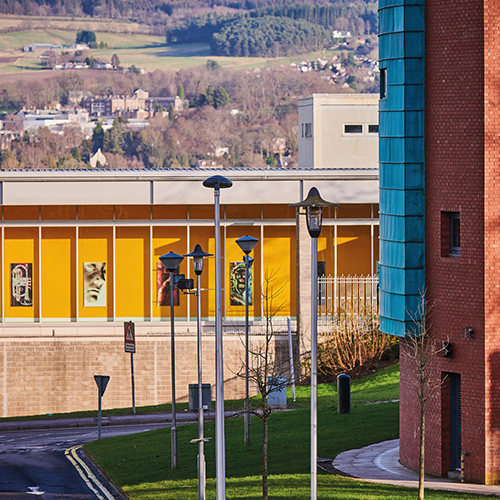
[203,174,232,500]
[235,234,259,447]
[290,187,337,500]
[159,250,184,471]
[184,244,212,500]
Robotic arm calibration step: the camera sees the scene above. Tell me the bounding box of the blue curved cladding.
[378,0,425,337]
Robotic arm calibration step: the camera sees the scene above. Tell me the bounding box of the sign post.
[124,321,136,414]
[94,375,110,440]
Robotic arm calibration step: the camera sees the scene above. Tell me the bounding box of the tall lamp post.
[290,187,337,500]
[203,174,232,500]
[159,251,185,471]
[184,244,212,500]
[235,234,259,446]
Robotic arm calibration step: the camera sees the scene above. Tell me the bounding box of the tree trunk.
[419,395,425,500]
[262,413,268,500]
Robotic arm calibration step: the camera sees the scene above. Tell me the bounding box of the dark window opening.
[368,124,379,134]
[441,211,460,257]
[304,122,312,137]
[380,68,387,99]
[344,124,363,134]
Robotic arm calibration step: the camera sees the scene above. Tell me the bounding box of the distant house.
[23,43,56,52]
[93,60,113,70]
[89,148,107,168]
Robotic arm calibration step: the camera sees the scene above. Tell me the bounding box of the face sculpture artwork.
[83,262,106,307]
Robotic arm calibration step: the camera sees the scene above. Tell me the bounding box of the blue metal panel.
[379,0,425,337]
[379,187,425,216]
[379,163,424,190]
[380,240,425,269]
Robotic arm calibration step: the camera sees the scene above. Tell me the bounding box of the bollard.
[337,373,351,414]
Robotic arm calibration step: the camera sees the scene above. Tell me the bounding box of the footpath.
[333,439,500,497]
[0,411,211,432]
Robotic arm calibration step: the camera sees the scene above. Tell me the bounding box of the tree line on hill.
[167,2,376,45]
[1,1,377,45]
[211,17,329,58]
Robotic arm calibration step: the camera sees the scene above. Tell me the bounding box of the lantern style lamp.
[290,187,337,500]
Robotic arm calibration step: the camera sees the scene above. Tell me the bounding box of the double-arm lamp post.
[184,244,212,500]
[235,234,259,447]
[290,187,337,500]
[159,251,184,471]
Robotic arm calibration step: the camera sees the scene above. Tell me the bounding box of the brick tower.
[379,0,500,484]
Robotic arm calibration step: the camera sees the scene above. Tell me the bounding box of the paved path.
[333,439,500,496]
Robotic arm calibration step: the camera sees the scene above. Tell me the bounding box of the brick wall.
[484,0,500,485]
[409,0,500,484]
[0,329,296,418]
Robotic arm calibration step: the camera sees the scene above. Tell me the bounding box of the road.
[0,422,169,499]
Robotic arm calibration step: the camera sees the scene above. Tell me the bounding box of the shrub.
[316,307,398,381]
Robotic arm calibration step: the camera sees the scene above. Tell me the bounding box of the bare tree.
[240,269,292,500]
[402,293,444,500]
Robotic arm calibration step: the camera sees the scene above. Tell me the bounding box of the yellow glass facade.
[0,203,377,324]
[41,227,75,321]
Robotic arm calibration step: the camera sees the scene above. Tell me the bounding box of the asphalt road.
[0,422,169,499]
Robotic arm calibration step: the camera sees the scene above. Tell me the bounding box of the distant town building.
[81,89,188,118]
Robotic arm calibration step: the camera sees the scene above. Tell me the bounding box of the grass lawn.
[84,363,499,499]
[84,363,498,499]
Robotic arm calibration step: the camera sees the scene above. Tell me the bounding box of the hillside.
[0,0,378,39]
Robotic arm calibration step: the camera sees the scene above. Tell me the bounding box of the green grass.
[0,363,400,423]
[84,363,497,499]
[86,400,400,497]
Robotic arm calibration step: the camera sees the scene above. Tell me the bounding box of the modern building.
[298,93,379,170]
[379,0,500,485]
[0,166,378,418]
[0,94,379,418]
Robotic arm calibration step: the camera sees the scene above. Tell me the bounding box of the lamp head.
[290,187,338,238]
[236,234,259,255]
[184,244,212,275]
[159,251,184,273]
[203,175,233,190]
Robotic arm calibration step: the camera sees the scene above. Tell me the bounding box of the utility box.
[337,373,351,414]
[267,376,287,408]
[188,384,212,411]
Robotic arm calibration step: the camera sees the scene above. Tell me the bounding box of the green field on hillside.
[0,24,350,74]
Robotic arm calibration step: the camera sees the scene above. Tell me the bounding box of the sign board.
[124,321,136,353]
[94,375,110,397]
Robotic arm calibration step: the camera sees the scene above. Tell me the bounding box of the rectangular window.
[450,212,460,255]
[368,124,379,134]
[304,122,312,137]
[344,124,363,134]
[441,211,460,257]
[380,68,387,99]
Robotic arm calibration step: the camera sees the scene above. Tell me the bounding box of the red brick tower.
[380,0,500,484]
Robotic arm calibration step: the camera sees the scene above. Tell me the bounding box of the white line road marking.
[65,445,115,500]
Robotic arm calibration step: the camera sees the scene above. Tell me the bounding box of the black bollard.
[337,373,351,414]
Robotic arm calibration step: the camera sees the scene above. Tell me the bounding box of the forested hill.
[1,0,377,37]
